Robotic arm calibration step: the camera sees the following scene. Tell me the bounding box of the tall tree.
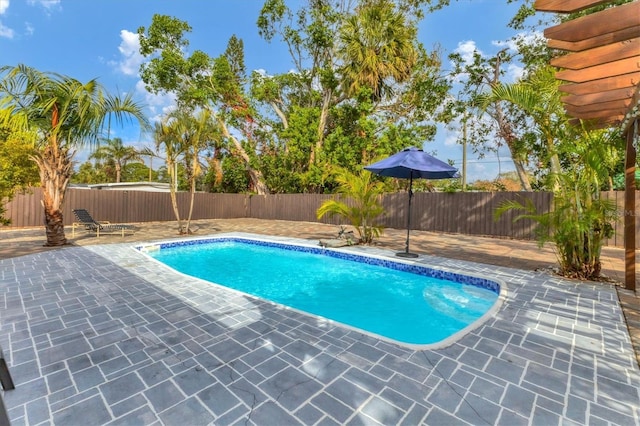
[256,0,449,191]
[258,0,343,169]
[138,16,269,194]
[0,65,148,246]
[482,65,564,190]
[90,137,143,183]
[446,48,535,191]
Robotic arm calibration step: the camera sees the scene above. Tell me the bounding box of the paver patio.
[0,221,639,425]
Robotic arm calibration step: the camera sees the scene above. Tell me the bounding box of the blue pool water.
[142,238,500,346]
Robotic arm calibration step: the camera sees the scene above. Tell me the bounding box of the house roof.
[534,0,640,131]
[87,182,171,192]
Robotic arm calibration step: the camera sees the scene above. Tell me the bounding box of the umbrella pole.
[397,174,418,258]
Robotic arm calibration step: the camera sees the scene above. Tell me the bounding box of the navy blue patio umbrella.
[365,147,459,258]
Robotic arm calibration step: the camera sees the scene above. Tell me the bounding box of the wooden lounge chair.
[71,209,136,237]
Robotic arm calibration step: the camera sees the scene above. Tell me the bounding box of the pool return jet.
[365,147,459,258]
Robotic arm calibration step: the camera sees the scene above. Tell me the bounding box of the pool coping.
[134,233,508,351]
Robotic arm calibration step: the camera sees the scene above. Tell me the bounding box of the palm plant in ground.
[168,108,219,234]
[90,137,144,183]
[480,65,564,190]
[495,128,619,280]
[153,119,186,234]
[317,166,385,244]
[0,65,148,246]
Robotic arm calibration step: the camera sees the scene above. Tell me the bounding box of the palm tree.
[481,66,564,190]
[163,108,219,234]
[308,0,418,167]
[90,137,143,183]
[338,0,417,101]
[0,64,148,246]
[153,119,186,233]
[317,166,385,244]
[495,130,619,279]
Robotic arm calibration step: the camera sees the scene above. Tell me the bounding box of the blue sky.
[0,0,534,182]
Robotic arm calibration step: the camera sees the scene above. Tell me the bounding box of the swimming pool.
[138,236,504,348]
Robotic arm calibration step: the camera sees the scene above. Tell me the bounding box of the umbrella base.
[396,252,419,258]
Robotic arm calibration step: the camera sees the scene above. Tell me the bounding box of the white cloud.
[0,21,13,38]
[106,32,177,126]
[448,40,483,84]
[454,40,482,67]
[116,30,143,76]
[27,0,60,10]
[0,0,12,39]
[491,31,542,83]
[451,34,534,85]
[492,38,517,52]
[135,79,176,124]
[506,63,524,82]
[24,21,34,36]
[444,130,460,147]
[0,0,9,14]
[492,31,544,53]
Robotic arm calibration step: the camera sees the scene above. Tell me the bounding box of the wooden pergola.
[534,0,639,291]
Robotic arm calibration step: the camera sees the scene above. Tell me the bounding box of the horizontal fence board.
[3,188,638,247]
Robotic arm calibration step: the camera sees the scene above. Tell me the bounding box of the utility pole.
[462,116,467,191]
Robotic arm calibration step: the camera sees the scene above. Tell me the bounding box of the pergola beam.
[564,101,629,116]
[556,57,640,83]
[562,87,635,106]
[547,26,640,52]
[565,108,627,120]
[544,2,639,43]
[551,38,640,69]
[534,0,611,12]
[559,72,640,96]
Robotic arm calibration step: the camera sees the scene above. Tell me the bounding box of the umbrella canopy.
[365,147,458,258]
[364,146,459,180]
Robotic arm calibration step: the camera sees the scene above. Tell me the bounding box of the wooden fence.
[4,188,639,247]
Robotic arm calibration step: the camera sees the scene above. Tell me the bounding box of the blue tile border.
[136,236,501,295]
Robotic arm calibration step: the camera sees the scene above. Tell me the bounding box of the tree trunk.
[167,160,184,233]
[271,101,289,154]
[547,138,562,192]
[493,102,533,191]
[309,90,332,167]
[43,206,67,246]
[185,184,195,235]
[488,53,533,192]
[32,145,72,246]
[217,117,269,194]
[271,101,288,129]
[185,158,196,234]
[513,159,533,191]
[212,157,223,186]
